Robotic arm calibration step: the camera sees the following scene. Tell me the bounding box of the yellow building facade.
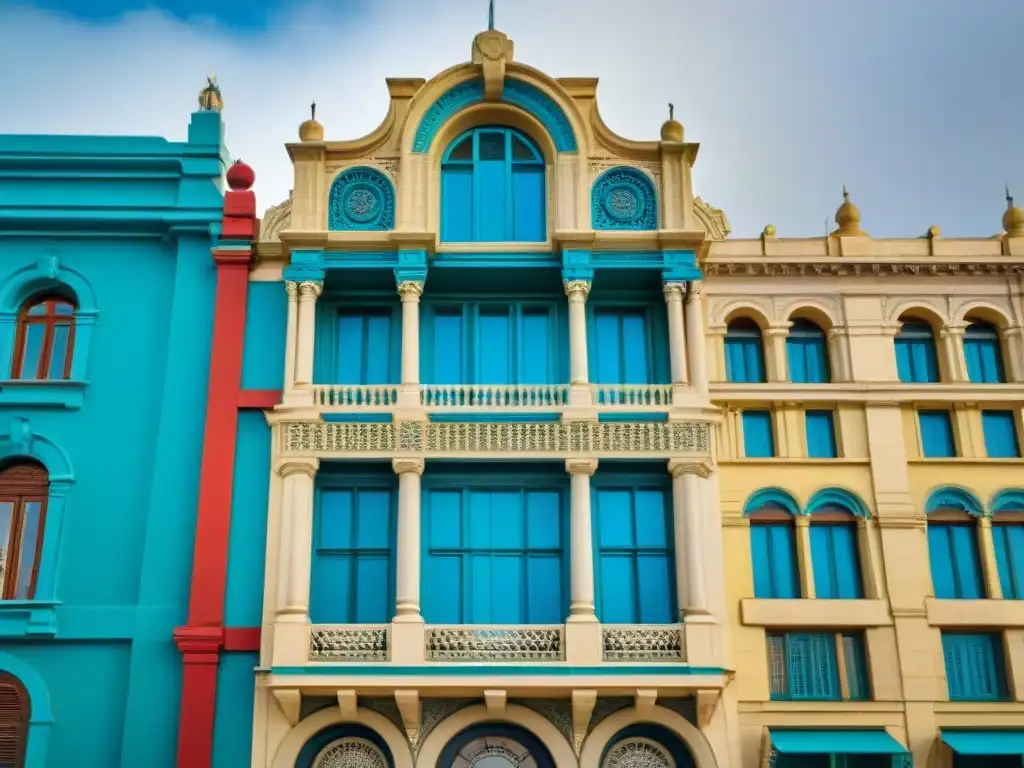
[248,18,1024,768]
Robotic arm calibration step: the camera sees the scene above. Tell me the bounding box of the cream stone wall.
[709,223,1024,767]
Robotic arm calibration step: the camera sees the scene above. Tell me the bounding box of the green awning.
[942,730,1024,755]
[770,729,909,754]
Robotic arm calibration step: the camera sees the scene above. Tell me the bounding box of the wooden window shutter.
[0,674,28,767]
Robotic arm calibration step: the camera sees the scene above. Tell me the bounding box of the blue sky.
[1,0,1022,237]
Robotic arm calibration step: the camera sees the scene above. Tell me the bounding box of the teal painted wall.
[240,281,287,390]
[0,110,226,767]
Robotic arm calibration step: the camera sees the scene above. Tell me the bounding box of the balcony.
[309,383,677,412]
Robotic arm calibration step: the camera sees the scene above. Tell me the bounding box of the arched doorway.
[599,724,697,768]
[437,723,556,768]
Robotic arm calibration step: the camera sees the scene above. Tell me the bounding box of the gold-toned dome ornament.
[1003,186,1024,238]
[299,101,325,142]
[660,103,684,143]
[198,75,223,112]
[832,185,867,236]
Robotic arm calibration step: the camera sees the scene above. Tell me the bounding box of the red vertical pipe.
[175,161,257,768]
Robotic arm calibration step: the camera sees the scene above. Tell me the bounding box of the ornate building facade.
[0,86,234,766]
[210,20,1024,768]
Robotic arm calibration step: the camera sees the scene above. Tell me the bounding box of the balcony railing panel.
[420,384,570,409]
[312,385,399,408]
[309,624,390,662]
[592,384,673,407]
[425,625,564,662]
[602,625,686,662]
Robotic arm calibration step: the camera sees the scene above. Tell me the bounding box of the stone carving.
[592,167,658,230]
[283,420,711,458]
[693,197,731,241]
[602,627,685,661]
[315,738,388,768]
[309,627,389,661]
[327,167,395,231]
[603,739,676,768]
[260,196,292,242]
[425,627,563,661]
[518,700,575,753]
[417,699,475,755]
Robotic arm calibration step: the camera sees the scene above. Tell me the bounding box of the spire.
[1004,183,1024,238]
[833,185,867,236]
[298,98,324,142]
[198,74,223,113]
[669,103,675,121]
[660,101,683,142]
[488,0,495,30]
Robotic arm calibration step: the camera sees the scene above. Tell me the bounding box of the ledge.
[710,382,1024,405]
[926,598,1024,628]
[0,601,59,637]
[0,380,86,409]
[740,599,892,628]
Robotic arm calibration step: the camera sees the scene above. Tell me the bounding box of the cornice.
[705,258,1024,278]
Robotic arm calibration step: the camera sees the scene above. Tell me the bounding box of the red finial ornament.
[226,159,255,191]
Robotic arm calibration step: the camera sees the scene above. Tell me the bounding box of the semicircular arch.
[743,487,801,517]
[925,485,984,517]
[955,301,1014,329]
[580,706,718,768]
[805,487,871,518]
[889,302,947,329]
[719,301,772,331]
[0,259,97,314]
[783,301,838,331]
[990,488,1024,514]
[0,425,73,483]
[270,706,412,768]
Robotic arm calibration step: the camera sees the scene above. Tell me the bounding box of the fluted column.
[283,282,299,393]
[567,458,598,621]
[940,324,969,382]
[564,280,592,407]
[663,282,689,385]
[978,516,1004,599]
[685,280,709,393]
[393,458,425,621]
[294,280,323,387]
[276,458,319,618]
[669,459,711,616]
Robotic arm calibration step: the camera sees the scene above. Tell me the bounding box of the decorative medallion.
[592,167,657,230]
[450,735,539,768]
[603,738,675,768]
[328,167,395,231]
[314,737,388,768]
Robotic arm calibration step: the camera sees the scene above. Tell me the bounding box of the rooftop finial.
[1007,183,1014,207]
[669,103,675,121]
[488,0,495,30]
[198,74,223,113]
[1004,183,1024,238]
[311,101,316,121]
[842,184,850,200]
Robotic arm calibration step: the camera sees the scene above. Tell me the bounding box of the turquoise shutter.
[805,410,838,458]
[982,410,1020,458]
[992,524,1024,599]
[895,321,939,383]
[742,410,775,457]
[918,410,956,457]
[787,320,829,383]
[786,634,814,698]
[964,322,1006,383]
[725,320,766,383]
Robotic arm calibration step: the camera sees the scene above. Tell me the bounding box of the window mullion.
[4,498,26,600]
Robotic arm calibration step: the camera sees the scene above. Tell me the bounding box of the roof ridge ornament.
[472,3,514,101]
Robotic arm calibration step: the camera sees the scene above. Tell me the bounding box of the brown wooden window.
[0,673,28,768]
[11,296,76,380]
[0,464,48,601]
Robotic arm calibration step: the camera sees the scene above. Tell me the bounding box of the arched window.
[927,489,984,600]
[0,673,28,767]
[894,317,939,383]
[963,320,1006,383]
[440,126,546,243]
[991,491,1024,600]
[787,319,830,383]
[11,295,76,380]
[746,491,800,599]
[0,462,48,600]
[600,724,697,768]
[809,505,863,598]
[724,318,766,383]
[438,724,555,768]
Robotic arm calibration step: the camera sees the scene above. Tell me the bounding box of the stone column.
[1002,325,1024,383]
[827,327,852,382]
[293,280,323,388]
[940,324,968,382]
[669,459,711,616]
[276,458,319,618]
[685,281,709,393]
[978,516,1004,599]
[283,282,299,393]
[663,282,689,385]
[765,324,792,383]
[398,282,423,409]
[564,279,593,408]
[566,459,598,621]
[794,515,815,598]
[393,458,425,621]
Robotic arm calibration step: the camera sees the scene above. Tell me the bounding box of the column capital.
[794,515,811,528]
[566,458,598,476]
[663,281,687,300]
[397,281,424,300]
[667,458,712,479]
[686,279,704,300]
[275,457,319,478]
[979,515,993,528]
[285,281,299,299]
[393,458,425,476]
[826,326,848,340]
[1003,324,1023,338]
[563,279,591,300]
[940,324,967,338]
[764,323,792,338]
[298,280,323,299]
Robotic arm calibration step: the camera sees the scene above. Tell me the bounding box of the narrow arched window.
[749,503,799,598]
[0,462,48,600]
[440,127,546,243]
[927,508,983,599]
[0,673,28,767]
[12,295,76,380]
[894,317,939,383]
[809,505,863,598]
[724,318,766,383]
[963,320,1006,383]
[787,319,830,383]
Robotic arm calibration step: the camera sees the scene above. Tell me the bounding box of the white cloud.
[1,0,1022,236]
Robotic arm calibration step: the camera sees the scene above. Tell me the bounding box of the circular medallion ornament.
[328,166,395,231]
[591,167,658,230]
[314,737,388,768]
[603,738,675,768]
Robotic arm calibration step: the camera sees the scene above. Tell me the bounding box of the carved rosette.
[327,166,395,231]
[592,167,658,230]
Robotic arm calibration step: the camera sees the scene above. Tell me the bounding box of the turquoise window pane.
[895,321,939,382]
[743,410,775,457]
[725,319,766,383]
[964,322,1005,383]
[942,633,1008,701]
[805,410,838,458]
[982,411,1020,458]
[919,410,956,457]
[992,524,1024,600]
